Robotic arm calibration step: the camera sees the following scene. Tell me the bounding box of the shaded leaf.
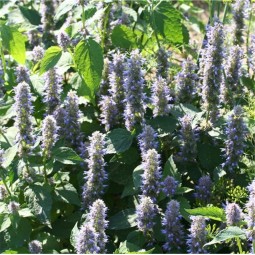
[109,209,137,230]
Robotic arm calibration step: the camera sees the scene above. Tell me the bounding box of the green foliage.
[52,147,83,165]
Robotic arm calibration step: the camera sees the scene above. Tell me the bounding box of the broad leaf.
[132,165,143,190]
[19,6,41,25]
[40,46,62,74]
[52,147,83,165]
[54,183,80,206]
[108,208,137,230]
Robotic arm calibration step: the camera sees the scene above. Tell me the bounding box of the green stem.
[222,3,229,24]
[0,172,12,196]
[0,41,7,82]
[236,237,243,254]
[81,2,86,32]
[42,152,48,184]
[101,3,111,51]
[0,130,11,147]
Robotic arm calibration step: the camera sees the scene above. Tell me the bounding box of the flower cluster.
[151,76,171,117]
[76,224,100,254]
[123,50,146,131]
[136,195,158,238]
[175,59,198,103]
[225,202,242,226]
[162,200,184,252]
[220,46,243,105]
[41,115,58,158]
[57,31,71,51]
[200,19,224,123]
[178,115,197,162]
[187,216,207,254]
[7,201,20,214]
[32,46,45,62]
[82,132,107,209]
[141,149,162,202]
[14,82,34,156]
[223,105,247,172]
[194,175,213,204]
[162,176,179,198]
[16,66,30,84]
[156,47,171,79]
[246,181,255,240]
[43,68,63,114]
[87,199,108,253]
[232,0,250,45]
[28,240,43,254]
[138,125,159,159]
[64,90,82,146]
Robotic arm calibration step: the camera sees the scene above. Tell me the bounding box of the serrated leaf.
[106,128,133,154]
[19,6,41,25]
[55,183,80,206]
[148,116,178,135]
[111,25,137,49]
[132,165,143,190]
[163,155,181,181]
[52,147,83,165]
[185,206,226,221]
[152,2,184,44]
[74,39,103,103]
[70,222,79,248]
[2,144,18,168]
[40,46,62,75]
[1,25,26,64]
[0,214,11,232]
[108,209,137,230]
[24,183,52,226]
[54,0,75,21]
[205,226,246,246]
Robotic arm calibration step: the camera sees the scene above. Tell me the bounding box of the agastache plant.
[138,125,159,160]
[28,240,43,254]
[82,131,107,209]
[187,216,207,254]
[14,82,34,157]
[246,181,255,242]
[41,115,58,158]
[136,195,158,239]
[249,34,255,74]
[141,149,162,202]
[43,68,62,114]
[156,47,171,79]
[87,199,108,253]
[225,202,242,226]
[123,50,146,131]
[178,115,197,162]
[200,18,224,124]
[57,31,71,51]
[75,224,100,254]
[108,51,126,120]
[99,95,118,132]
[162,176,179,198]
[175,58,198,103]
[232,0,250,45]
[220,46,243,105]
[32,46,45,62]
[151,76,171,117]
[223,105,247,172]
[64,90,82,147]
[16,66,30,84]
[162,200,184,252]
[194,175,213,205]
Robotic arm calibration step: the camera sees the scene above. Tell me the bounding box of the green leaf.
[148,116,178,135]
[0,214,11,232]
[185,207,226,222]
[108,208,137,230]
[198,143,223,170]
[111,25,137,49]
[54,183,80,206]
[18,208,34,218]
[70,222,79,248]
[70,73,91,101]
[121,179,137,198]
[106,128,133,154]
[205,226,246,246]
[40,46,62,75]
[19,6,41,25]
[132,165,143,190]
[152,2,184,44]
[25,183,52,226]
[54,0,76,21]
[127,231,146,248]
[74,39,103,103]
[2,144,18,169]
[2,250,18,254]
[52,147,83,165]
[1,25,26,64]
[163,155,181,181]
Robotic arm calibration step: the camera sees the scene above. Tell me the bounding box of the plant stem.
[0,130,11,147]
[0,172,12,196]
[0,40,7,82]
[236,237,243,254]
[222,3,229,24]
[81,1,86,32]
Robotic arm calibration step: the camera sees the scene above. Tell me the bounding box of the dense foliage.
[0,0,255,254]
